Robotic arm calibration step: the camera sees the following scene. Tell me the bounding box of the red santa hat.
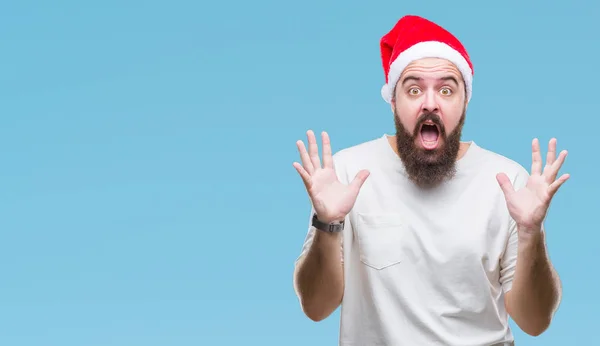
[380,15,474,104]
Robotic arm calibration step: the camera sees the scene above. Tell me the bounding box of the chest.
[348,173,511,272]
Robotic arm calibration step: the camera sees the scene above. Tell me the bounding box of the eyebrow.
[401,75,459,86]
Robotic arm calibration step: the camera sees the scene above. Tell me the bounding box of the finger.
[321,131,334,169]
[531,138,543,175]
[546,149,568,182]
[293,162,312,189]
[307,130,322,169]
[349,169,370,193]
[496,172,515,199]
[548,173,570,198]
[296,140,314,174]
[545,138,557,168]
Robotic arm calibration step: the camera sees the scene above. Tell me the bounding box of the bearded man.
[292,15,569,346]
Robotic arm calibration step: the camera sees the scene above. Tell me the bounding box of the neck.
[386,135,471,161]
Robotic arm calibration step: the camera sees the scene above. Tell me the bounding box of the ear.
[390,88,397,112]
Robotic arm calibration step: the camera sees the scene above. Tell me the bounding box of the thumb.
[496,173,514,198]
[349,169,370,192]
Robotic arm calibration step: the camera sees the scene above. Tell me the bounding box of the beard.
[393,108,466,189]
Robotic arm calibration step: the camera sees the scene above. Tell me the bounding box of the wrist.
[517,222,543,238]
[312,213,345,233]
[314,213,345,224]
[518,226,545,253]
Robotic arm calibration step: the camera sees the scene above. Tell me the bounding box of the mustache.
[414,112,446,136]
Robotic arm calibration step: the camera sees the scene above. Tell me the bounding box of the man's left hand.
[496,138,570,235]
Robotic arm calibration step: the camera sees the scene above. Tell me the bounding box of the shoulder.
[471,143,530,186]
[332,135,389,165]
[330,135,390,183]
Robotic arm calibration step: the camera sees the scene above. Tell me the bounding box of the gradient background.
[1,0,598,345]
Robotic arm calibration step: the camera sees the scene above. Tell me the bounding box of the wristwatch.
[312,213,345,233]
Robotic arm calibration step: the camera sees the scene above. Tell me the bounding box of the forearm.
[507,228,561,335]
[294,230,344,321]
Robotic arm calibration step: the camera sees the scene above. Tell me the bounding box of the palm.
[497,138,569,231]
[309,170,358,221]
[293,130,369,223]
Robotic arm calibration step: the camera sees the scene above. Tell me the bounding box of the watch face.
[329,224,342,232]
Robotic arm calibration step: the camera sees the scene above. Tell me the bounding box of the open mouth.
[419,122,440,150]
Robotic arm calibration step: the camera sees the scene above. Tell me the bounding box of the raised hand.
[293,130,370,224]
[496,138,570,233]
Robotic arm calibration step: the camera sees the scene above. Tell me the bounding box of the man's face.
[391,57,468,188]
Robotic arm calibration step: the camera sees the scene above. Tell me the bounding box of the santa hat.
[380,15,474,104]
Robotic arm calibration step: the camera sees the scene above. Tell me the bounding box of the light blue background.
[1,0,597,345]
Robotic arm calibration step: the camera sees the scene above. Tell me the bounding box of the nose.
[421,90,439,114]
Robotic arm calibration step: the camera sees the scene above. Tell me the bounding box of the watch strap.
[312,213,344,233]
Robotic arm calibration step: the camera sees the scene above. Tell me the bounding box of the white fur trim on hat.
[381,41,473,104]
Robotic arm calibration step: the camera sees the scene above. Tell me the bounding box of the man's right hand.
[293,130,370,224]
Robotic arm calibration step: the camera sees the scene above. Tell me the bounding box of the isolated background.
[1,0,598,345]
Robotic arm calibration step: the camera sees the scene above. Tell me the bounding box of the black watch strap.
[312,213,344,233]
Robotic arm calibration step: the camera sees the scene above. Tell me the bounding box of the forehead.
[400,57,463,82]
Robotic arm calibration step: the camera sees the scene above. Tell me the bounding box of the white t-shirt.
[294,134,530,346]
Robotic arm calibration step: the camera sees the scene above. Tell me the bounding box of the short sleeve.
[499,217,518,293]
[499,165,530,293]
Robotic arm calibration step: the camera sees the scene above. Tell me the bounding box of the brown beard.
[393,109,466,189]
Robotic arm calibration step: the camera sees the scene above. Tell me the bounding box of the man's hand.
[496,138,569,234]
[293,130,370,223]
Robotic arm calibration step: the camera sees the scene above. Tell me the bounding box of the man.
[292,15,569,346]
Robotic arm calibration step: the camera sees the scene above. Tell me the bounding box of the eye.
[440,87,452,96]
[408,88,421,95]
